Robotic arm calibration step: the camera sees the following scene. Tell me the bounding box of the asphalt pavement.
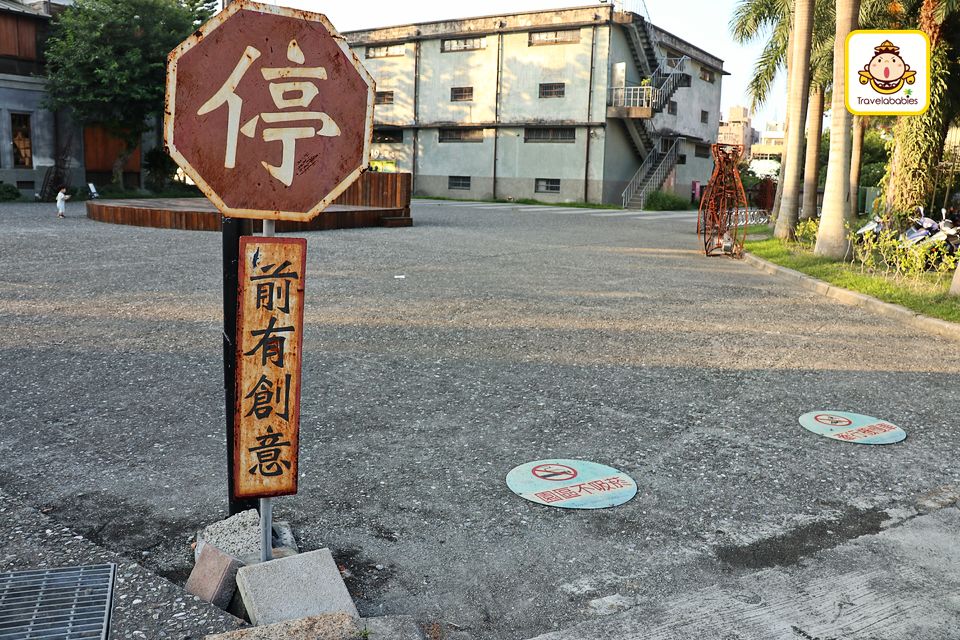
[1,199,958,639]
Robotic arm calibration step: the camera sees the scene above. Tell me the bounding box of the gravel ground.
[0,200,958,639]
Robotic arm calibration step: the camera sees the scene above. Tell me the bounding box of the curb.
[742,253,960,342]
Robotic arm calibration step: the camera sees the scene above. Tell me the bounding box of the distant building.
[717,106,755,160]
[345,5,725,207]
[749,121,785,178]
[0,0,143,197]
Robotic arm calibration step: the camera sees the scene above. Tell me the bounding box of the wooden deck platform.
[86,172,413,232]
[86,198,410,232]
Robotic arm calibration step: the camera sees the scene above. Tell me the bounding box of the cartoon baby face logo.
[846,30,929,115]
[858,40,917,95]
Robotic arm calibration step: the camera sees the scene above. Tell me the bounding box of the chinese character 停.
[197,39,341,187]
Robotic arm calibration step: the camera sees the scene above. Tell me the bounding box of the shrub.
[143,147,179,192]
[795,218,818,248]
[0,182,20,202]
[645,190,690,211]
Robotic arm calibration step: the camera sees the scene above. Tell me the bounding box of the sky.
[238,0,788,132]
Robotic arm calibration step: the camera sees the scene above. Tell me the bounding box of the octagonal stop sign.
[164,1,374,221]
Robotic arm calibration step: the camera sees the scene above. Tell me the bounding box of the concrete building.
[0,0,83,197]
[717,105,755,160]
[344,4,724,207]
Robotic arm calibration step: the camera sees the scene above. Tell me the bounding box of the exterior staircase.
[609,9,692,208]
[623,137,682,209]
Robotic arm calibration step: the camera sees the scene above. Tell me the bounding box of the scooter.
[916,211,960,255]
[901,206,941,246]
[855,214,887,241]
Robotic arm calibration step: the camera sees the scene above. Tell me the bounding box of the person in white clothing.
[56,187,70,219]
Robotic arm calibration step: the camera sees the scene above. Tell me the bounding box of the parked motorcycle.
[901,206,941,246]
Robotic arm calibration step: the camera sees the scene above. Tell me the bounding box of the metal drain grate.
[0,564,115,639]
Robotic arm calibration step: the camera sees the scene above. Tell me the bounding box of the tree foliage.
[44,0,195,183]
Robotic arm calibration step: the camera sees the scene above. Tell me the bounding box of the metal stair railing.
[608,86,656,109]
[621,148,662,208]
[649,56,688,110]
[626,138,681,209]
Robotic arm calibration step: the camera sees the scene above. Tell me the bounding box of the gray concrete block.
[199,509,260,561]
[361,615,425,639]
[185,542,243,610]
[203,613,359,640]
[236,548,359,625]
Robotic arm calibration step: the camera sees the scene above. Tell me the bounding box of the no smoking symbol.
[815,414,853,427]
[532,464,578,481]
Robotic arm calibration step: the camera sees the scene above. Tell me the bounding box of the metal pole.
[259,217,275,562]
[259,497,273,562]
[223,216,257,515]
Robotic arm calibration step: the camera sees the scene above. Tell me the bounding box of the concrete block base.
[236,548,358,625]
[185,543,243,609]
[203,613,359,640]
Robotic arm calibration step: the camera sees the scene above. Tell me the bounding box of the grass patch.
[744,237,960,323]
[413,195,621,210]
[743,223,773,237]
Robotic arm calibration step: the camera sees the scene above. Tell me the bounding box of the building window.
[528,29,581,46]
[699,67,716,83]
[524,127,575,143]
[449,176,471,190]
[366,44,405,58]
[0,15,37,60]
[535,178,561,193]
[370,160,397,173]
[677,154,687,165]
[438,128,484,143]
[701,110,710,124]
[695,144,711,158]
[441,37,486,52]
[539,83,565,98]
[11,113,32,168]
[373,128,403,143]
[375,91,394,105]
[667,101,677,115]
[450,86,474,102]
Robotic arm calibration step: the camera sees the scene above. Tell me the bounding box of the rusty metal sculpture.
[698,144,749,257]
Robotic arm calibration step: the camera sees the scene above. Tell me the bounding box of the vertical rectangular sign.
[233,236,306,499]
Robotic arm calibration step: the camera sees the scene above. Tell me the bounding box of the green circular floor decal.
[799,411,906,445]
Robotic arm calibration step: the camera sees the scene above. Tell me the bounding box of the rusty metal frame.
[697,143,749,258]
[164,0,376,222]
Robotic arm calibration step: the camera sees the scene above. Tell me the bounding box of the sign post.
[164,1,374,555]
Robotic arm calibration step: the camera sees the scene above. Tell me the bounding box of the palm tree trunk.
[814,0,861,258]
[800,85,824,221]
[771,24,795,221]
[774,0,815,239]
[848,115,865,219]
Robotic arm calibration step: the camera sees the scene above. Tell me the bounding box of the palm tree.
[815,0,862,257]
[848,116,866,218]
[730,0,792,217]
[883,0,960,214]
[800,85,826,220]
[800,18,835,221]
[775,0,817,238]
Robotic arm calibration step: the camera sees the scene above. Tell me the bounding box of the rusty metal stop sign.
[164,1,375,221]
